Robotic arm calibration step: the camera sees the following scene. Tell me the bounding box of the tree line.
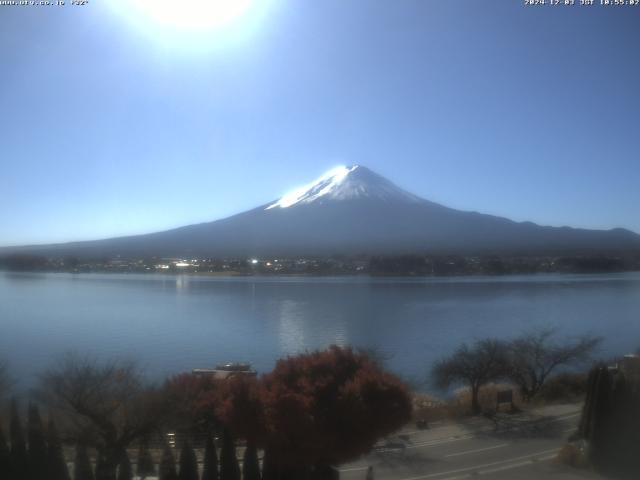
[0,346,412,480]
[431,328,601,414]
[0,398,224,480]
[0,331,606,480]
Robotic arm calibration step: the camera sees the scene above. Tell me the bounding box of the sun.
[129,0,253,31]
[105,0,273,53]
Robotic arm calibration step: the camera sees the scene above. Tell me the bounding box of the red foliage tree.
[259,346,412,473]
[216,375,266,444]
[163,373,220,433]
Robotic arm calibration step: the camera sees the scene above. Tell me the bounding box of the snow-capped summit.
[265,165,422,209]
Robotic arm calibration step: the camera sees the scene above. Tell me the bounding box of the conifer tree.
[46,419,70,480]
[178,441,198,480]
[589,367,612,468]
[201,435,218,480]
[219,429,240,480]
[95,450,110,480]
[580,365,640,475]
[578,366,600,438]
[117,450,133,480]
[10,399,28,480]
[0,422,11,480]
[136,442,155,480]
[158,444,178,480]
[27,403,48,480]
[242,443,261,480]
[74,444,95,480]
[260,449,277,480]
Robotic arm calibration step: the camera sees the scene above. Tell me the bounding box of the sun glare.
[104,0,272,52]
[129,0,253,31]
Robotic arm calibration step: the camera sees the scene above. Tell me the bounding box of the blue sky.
[1,0,639,246]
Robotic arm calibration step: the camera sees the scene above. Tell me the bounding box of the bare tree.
[37,353,168,480]
[506,329,601,401]
[432,339,508,414]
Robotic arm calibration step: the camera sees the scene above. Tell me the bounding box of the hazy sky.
[1,0,639,246]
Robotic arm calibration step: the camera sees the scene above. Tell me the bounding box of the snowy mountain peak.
[265,165,422,210]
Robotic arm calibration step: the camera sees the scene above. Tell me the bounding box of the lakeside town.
[2,253,640,276]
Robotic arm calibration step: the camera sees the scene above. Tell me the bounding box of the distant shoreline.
[2,268,639,279]
[2,252,639,277]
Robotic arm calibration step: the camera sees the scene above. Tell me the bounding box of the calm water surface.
[1,271,639,388]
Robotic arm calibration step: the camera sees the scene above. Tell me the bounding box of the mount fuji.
[4,165,640,258]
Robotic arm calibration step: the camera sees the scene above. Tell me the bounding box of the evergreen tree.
[178,441,198,480]
[580,365,640,478]
[74,444,95,480]
[10,399,28,480]
[242,443,261,480]
[158,444,178,480]
[136,442,155,480]
[201,435,218,480]
[27,403,48,480]
[117,450,132,480]
[219,429,240,480]
[95,451,105,480]
[607,373,633,474]
[95,450,112,480]
[260,449,277,480]
[46,419,70,480]
[0,422,11,480]
[589,367,613,468]
[578,366,599,438]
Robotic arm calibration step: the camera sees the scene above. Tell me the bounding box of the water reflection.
[277,299,307,353]
[1,272,640,386]
[274,299,349,355]
[175,275,190,292]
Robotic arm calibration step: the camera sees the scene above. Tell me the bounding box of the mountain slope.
[3,165,640,258]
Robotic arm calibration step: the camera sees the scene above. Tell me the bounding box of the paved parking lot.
[339,404,605,480]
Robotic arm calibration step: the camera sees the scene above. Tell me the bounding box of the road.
[339,404,605,480]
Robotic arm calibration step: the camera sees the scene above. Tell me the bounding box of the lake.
[1,271,639,390]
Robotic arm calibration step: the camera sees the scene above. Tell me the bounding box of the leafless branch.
[506,328,601,400]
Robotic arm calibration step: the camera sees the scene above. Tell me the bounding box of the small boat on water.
[192,362,257,379]
[216,362,253,372]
